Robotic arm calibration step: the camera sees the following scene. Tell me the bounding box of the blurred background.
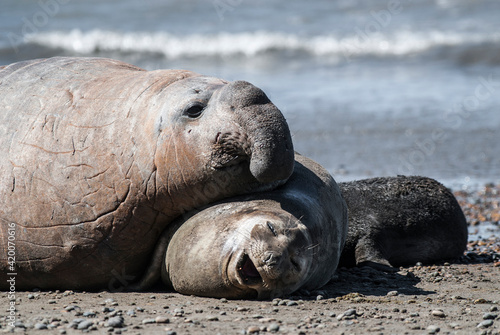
[1,0,499,188]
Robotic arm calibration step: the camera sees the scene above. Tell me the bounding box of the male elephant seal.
[338,176,468,270]
[0,57,294,290]
[133,154,348,299]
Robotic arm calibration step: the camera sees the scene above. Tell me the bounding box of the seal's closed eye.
[267,221,278,236]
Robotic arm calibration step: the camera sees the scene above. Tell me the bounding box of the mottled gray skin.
[0,57,294,290]
[134,154,348,299]
[338,176,468,270]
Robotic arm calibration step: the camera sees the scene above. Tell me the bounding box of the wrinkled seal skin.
[0,57,294,290]
[338,176,468,270]
[135,154,347,299]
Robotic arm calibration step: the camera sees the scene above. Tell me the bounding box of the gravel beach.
[2,184,499,335]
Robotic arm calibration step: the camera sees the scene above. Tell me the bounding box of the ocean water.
[1,0,499,189]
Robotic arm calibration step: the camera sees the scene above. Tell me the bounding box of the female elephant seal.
[133,154,348,299]
[338,176,468,270]
[136,173,466,299]
[0,57,294,290]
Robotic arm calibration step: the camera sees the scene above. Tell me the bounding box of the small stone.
[491,306,498,312]
[83,311,96,318]
[142,318,156,324]
[155,316,169,324]
[28,294,35,299]
[483,312,497,320]
[59,330,67,334]
[387,291,398,296]
[220,298,228,303]
[286,300,298,306]
[48,300,57,304]
[237,307,249,312]
[271,298,281,306]
[427,325,440,334]
[106,316,124,328]
[268,323,280,332]
[126,309,136,316]
[344,309,356,317]
[102,307,115,313]
[34,323,48,330]
[77,320,93,330]
[247,326,260,333]
[431,310,446,318]
[206,316,219,321]
[477,320,494,328]
[166,331,177,335]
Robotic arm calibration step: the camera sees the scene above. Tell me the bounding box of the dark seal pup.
[0,57,294,290]
[338,176,468,270]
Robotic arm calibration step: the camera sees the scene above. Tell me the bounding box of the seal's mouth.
[237,253,262,286]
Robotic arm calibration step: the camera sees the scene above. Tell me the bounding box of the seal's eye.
[266,221,278,237]
[183,104,205,118]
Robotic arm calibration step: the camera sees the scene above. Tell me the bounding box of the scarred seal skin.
[135,153,348,299]
[0,57,294,290]
[338,176,468,270]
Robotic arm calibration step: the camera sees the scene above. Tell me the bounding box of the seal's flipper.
[354,237,397,272]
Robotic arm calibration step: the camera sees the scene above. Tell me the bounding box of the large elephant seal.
[338,176,468,270]
[133,154,348,299]
[0,57,294,290]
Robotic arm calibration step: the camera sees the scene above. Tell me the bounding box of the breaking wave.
[19,29,500,65]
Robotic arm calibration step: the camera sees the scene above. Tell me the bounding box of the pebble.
[483,312,498,320]
[155,316,170,324]
[236,307,249,312]
[286,300,298,306]
[387,290,398,296]
[427,325,440,334]
[431,310,446,318]
[142,318,156,324]
[34,323,48,330]
[477,320,494,328]
[266,323,279,332]
[77,320,93,330]
[247,326,260,333]
[206,315,219,321]
[106,316,124,328]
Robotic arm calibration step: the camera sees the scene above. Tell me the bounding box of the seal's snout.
[220,80,294,184]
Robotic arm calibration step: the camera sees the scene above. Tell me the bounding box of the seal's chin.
[237,253,262,286]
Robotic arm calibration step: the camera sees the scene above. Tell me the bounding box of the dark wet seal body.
[0,57,294,290]
[133,154,348,299]
[338,176,468,270]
